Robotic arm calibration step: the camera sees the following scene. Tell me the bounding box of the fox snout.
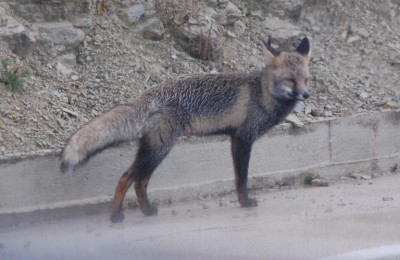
[274,83,310,102]
[289,89,310,101]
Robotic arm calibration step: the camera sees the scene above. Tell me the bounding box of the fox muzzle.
[290,90,310,101]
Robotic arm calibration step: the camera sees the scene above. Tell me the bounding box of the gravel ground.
[0,0,399,156]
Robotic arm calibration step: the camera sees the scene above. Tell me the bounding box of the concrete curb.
[1,110,399,228]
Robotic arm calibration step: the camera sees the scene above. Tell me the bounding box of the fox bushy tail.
[61,105,147,174]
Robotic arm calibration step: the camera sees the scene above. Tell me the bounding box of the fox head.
[262,37,311,102]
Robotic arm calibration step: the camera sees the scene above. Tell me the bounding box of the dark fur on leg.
[111,134,174,221]
[110,170,134,223]
[134,180,158,216]
[231,136,257,207]
[131,138,172,216]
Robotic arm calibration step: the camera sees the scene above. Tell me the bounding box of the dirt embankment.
[0,0,399,156]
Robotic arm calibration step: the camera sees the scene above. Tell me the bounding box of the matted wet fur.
[61,37,312,222]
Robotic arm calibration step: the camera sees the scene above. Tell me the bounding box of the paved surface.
[1,174,400,260]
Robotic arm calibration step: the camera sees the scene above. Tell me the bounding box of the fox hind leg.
[111,118,178,222]
[110,168,134,223]
[231,136,258,207]
[110,138,173,222]
[134,176,157,216]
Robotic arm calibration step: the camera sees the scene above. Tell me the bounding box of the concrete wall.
[1,110,399,226]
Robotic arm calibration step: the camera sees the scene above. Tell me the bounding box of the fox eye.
[282,78,296,87]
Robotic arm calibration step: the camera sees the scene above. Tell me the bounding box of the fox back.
[138,39,312,142]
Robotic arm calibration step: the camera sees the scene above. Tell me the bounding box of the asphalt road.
[1,174,400,260]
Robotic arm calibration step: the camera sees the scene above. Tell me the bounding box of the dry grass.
[96,0,109,16]
[155,0,220,61]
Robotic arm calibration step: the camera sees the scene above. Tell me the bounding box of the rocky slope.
[0,0,399,156]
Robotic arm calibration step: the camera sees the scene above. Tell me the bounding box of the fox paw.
[110,211,125,223]
[142,205,158,216]
[240,198,258,208]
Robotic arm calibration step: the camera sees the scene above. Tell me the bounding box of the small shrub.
[0,59,31,91]
[303,172,316,185]
[155,0,220,61]
[96,0,108,16]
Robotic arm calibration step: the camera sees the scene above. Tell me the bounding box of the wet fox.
[61,37,312,223]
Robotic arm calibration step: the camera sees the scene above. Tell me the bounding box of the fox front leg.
[231,136,258,207]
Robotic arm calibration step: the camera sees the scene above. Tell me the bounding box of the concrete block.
[0,147,131,210]
[152,139,233,187]
[251,121,331,174]
[1,110,400,224]
[330,114,377,163]
[376,111,400,157]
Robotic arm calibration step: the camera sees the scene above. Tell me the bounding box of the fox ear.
[262,37,280,64]
[296,37,311,57]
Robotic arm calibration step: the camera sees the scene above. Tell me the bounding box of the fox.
[61,37,312,223]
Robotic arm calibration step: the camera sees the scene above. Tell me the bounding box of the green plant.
[303,172,316,185]
[0,59,31,91]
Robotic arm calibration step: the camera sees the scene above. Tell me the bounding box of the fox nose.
[291,90,310,100]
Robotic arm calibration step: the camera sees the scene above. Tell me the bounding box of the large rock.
[71,15,94,35]
[125,4,145,24]
[0,11,35,57]
[136,17,165,41]
[262,0,305,20]
[35,22,85,51]
[262,17,303,49]
[219,1,242,25]
[8,0,91,23]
